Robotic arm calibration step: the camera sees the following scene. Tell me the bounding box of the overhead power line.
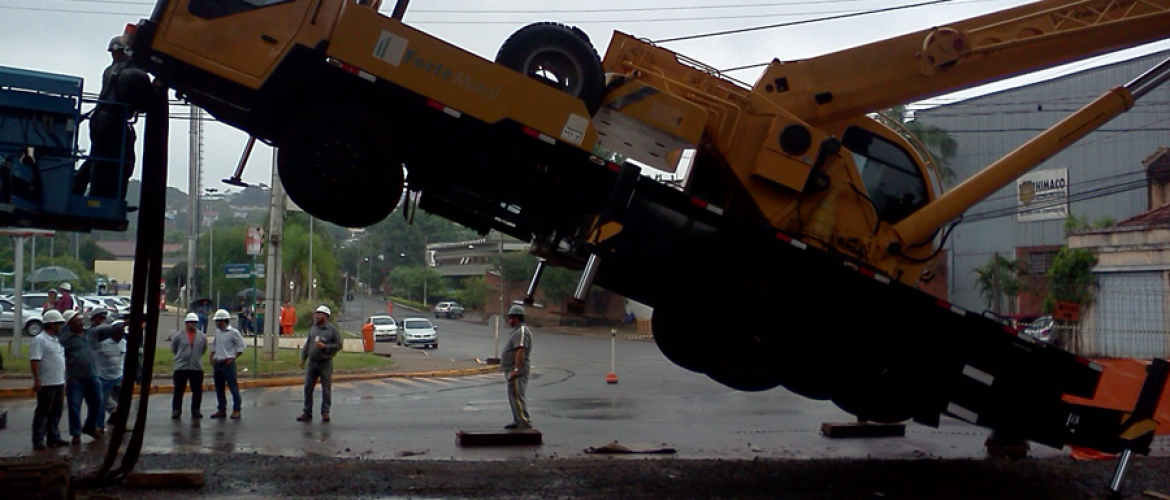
[652,0,959,43]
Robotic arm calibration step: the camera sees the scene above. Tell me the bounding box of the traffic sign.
[225,263,250,279]
[225,263,265,278]
[246,226,264,256]
[1054,301,1081,321]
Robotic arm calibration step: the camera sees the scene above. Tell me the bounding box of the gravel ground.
[61,453,1170,499]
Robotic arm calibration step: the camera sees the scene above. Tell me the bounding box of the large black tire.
[278,110,404,228]
[496,23,605,115]
[828,357,919,423]
[651,307,710,373]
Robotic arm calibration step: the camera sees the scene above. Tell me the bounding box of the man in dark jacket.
[60,310,101,443]
[297,305,341,423]
[74,36,152,199]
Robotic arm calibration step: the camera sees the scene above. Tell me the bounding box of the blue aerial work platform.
[0,65,129,232]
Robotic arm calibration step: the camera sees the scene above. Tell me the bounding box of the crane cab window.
[843,126,927,224]
[189,0,295,19]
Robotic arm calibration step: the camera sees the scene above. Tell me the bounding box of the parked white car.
[95,296,131,319]
[0,297,44,336]
[368,315,398,342]
[397,317,438,349]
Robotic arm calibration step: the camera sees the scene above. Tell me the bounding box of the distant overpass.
[426,236,529,277]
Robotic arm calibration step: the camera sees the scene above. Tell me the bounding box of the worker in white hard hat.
[298,305,341,423]
[60,309,102,443]
[501,304,533,430]
[73,34,152,199]
[208,309,245,419]
[30,310,68,450]
[56,282,75,312]
[87,308,109,328]
[171,313,208,420]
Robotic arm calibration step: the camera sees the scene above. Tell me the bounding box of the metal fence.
[1059,275,1170,359]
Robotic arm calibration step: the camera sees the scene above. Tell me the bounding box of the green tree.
[386,266,448,303]
[1044,247,1097,312]
[973,254,1029,314]
[454,276,489,309]
[281,214,342,304]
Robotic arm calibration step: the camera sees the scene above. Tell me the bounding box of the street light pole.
[308,216,314,304]
[206,188,218,306]
[495,231,504,360]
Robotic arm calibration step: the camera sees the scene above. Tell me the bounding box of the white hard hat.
[59,282,72,291]
[62,310,79,323]
[212,309,231,321]
[185,312,199,323]
[108,36,127,53]
[315,305,331,316]
[507,304,526,316]
[42,310,65,324]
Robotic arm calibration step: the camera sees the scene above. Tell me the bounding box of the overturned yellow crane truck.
[126,0,1170,463]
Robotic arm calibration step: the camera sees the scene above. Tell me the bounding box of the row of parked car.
[366,314,440,349]
[0,293,132,336]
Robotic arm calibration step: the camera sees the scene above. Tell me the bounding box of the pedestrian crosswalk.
[250,373,502,401]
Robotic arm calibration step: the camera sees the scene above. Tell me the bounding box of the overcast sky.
[3,0,1168,194]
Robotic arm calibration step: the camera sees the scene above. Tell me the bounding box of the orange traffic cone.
[606,328,618,384]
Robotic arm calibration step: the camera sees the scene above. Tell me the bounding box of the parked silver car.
[0,297,44,336]
[433,301,464,319]
[398,318,438,349]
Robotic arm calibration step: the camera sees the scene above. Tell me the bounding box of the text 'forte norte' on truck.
[125,0,1170,458]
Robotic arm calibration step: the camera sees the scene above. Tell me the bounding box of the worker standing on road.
[29,310,68,450]
[280,300,296,336]
[298,305,341,423]
[94,319,126,429]
[501,305,533,430]
[209,309,245,419]
[171,313,208,420]
[60,310,102,443]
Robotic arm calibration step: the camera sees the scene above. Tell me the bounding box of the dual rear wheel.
[279,23,604,227]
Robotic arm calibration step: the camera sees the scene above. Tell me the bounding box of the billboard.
[246,226,264,256]
[1017,168,1068,222]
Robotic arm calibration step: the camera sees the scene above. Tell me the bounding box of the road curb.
[0,366,498,399]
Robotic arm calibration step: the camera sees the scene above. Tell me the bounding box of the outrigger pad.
[821,422,906,438]
[456,429,543,446]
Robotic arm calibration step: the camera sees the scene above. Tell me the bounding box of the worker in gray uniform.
[74,36,152,199]
[298,305,341,423]
[501,305,533,430]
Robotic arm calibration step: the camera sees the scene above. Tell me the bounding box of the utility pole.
[12,235,24,358]
[186,104,200,310]
[494,231,505,360]
[308,216,314,303]
[992,252,1002,315]
[262,152,284,362]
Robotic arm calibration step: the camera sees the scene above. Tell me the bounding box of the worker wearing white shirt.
[208,309,245,419]
[29,310,68,450]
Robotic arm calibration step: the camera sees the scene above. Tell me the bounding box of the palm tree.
[878,105,959,187]
[974,254,1030,314]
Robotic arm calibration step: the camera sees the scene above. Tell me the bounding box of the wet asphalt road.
[1,304,1078,463]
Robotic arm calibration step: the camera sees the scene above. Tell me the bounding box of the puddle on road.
[542,397,636,421]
